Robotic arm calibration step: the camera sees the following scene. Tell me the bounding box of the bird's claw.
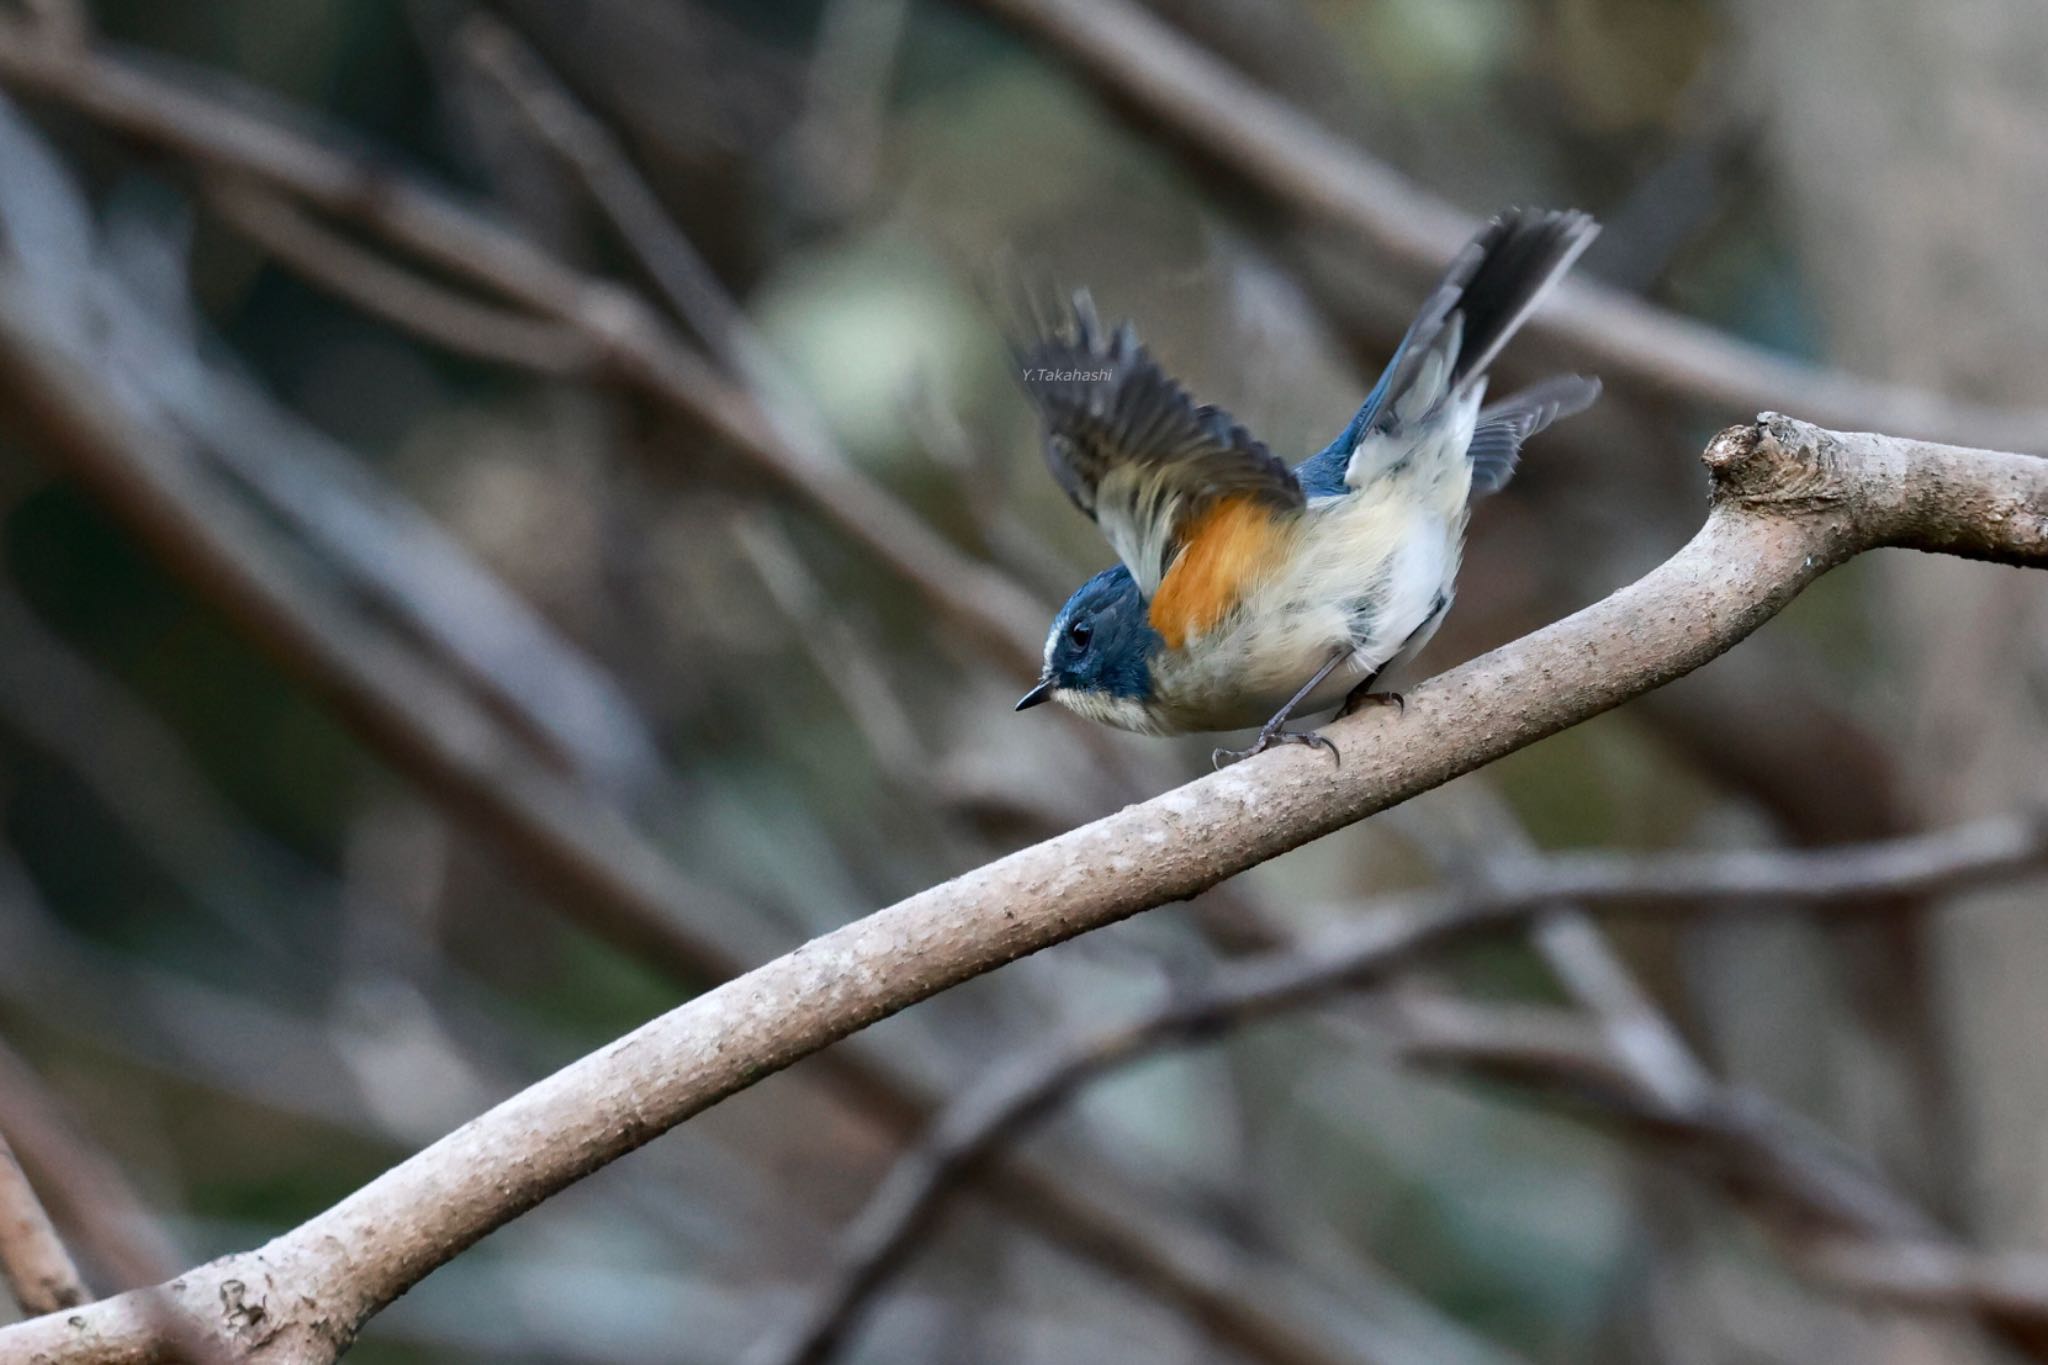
[1339,688,1405,718]
[1212,726,1340,770]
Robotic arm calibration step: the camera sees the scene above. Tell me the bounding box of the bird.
[1011,207,1601,766]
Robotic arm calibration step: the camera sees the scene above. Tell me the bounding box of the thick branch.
[753,812,2048,1363]
[0,67,1485,1364]
[0,412,2039,1363]
[0,79,1413,1365]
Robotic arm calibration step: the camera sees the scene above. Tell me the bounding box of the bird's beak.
[1015,679,1054,712]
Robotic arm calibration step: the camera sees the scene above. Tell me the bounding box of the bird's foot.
[1338,686,1405,718]
[1212,724,1339,770]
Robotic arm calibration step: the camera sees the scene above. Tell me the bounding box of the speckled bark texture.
[4,416,2046,1364]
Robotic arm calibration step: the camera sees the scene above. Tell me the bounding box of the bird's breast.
[1142,493,1467,732]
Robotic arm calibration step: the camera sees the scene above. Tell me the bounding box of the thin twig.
[730,515,933,790]
[1462,814,2048,908]
[1805,1240,2048,1321]
[0,1043,230,1365]
[1419,786,1712,1111]
[786,0,910,220]
[0,1036,178,1298]
[0,1130,89,1315]
[457,15,753,369]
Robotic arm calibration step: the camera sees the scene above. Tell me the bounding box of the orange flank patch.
[1148,496,1289,649]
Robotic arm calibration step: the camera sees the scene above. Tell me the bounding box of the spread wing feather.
[1015,290,1302,596]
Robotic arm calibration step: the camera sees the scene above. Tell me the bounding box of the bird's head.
[1015,566,1164,733]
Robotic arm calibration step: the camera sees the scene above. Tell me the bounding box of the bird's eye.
[1067,620,1093,651]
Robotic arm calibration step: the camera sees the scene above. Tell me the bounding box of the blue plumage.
[1043,567,1157,701]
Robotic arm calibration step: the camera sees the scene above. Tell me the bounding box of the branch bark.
[751,812,2048,1364]
[0,1132,88,1316]
[0,402,2037,1364]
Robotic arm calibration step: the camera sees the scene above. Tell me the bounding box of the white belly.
[1149,493,1466,732]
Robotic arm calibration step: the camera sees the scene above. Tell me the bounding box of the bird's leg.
[1339,667,1405,717]
[1342,606,1442,716]
[1213,652,1349,768]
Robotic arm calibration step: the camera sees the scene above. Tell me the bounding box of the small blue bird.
[1012,208,1600,764]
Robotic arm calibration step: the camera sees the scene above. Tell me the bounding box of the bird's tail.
[1365,209,1598,433]
[1439,208,1599,390]
[1468,373,1602,496]
[1304,209,1599,495]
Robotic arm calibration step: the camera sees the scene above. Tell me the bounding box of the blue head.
[1015,566,1164,733]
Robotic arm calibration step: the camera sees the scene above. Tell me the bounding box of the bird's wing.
[1015,289,1302,597]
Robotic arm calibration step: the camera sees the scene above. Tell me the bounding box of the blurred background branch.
[959,0,2048,452]
[0,1130,89,1316]
[756,811,2048,1364]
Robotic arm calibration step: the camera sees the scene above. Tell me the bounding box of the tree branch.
[0,1131,89,1316]
[0,1037,178,1303]
[751,812,2048,1364]
[0,72,1434,1365]
[0,72,1458,1365]
[205,179,598,377]
[0,403,2037,1362]
[458,14,751,370]
[1420,787,1712,1113]
[0,1037,239,1365]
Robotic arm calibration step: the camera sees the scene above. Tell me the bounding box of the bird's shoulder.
[1146,494,1296,650]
